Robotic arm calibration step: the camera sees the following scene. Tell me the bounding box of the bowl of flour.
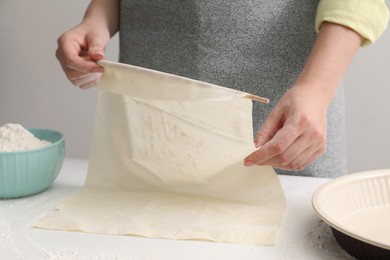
[0,123,65,198]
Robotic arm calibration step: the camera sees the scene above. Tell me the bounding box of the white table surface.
[0,158,354,260]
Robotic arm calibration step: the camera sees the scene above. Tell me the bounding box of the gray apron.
[118,0,347,178]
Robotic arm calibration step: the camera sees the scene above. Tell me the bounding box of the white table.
[0,158,354,259]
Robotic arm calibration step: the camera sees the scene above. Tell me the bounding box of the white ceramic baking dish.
[312,169,390,259]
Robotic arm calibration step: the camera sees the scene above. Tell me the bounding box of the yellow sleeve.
[316,0,389,46]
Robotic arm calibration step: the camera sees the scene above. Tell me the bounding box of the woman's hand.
[244,22,362,171]
[56,22,109,89]
[244,84,329,170]
[56,0,119,89]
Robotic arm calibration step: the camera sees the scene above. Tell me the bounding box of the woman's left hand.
[244,84,330,170]
[243,22,363,171]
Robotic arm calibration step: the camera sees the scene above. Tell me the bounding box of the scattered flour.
[304,220,355,259]
[0,123,50,152]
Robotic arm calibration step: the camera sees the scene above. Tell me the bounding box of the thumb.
[86,33,106,61]
[88,46,104,61]
[254,112,281,148]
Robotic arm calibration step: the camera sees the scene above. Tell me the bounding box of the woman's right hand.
[56,21,110,89]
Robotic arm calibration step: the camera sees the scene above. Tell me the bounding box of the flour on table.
[0,123,50,152]
[304,220,355,259]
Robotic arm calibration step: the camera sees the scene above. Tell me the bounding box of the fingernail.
[91,51,104,57]
[244,161,254,167]
[92,67,104,73]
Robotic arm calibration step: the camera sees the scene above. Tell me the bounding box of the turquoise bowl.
[0,128,65,199]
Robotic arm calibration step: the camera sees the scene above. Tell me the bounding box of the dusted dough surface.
[37,62,286,246]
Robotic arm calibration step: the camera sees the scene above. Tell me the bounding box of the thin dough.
[37,62,286,246]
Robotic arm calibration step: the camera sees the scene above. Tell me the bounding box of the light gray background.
[1,1,389,174]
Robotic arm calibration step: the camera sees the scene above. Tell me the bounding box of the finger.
[72,73,101,88]
[79,80,100,89]
[88,46,104,61]
[271,146,315,170]
[61,57,102,85]
[282,126,327,170]
[64,68,88,81]
[66,55,103,74]
[257,135,309,167]
[254,110,283,148]
[294,149,324,170]
[245,123,301,166]
[266,125,326,170]
[273,146,324,171]
[86,32,106,61]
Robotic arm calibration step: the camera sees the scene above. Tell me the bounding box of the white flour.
[0,123,50,152]
[304,220,355,259]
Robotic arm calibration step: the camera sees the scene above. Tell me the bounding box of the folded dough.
[37,62,286,246]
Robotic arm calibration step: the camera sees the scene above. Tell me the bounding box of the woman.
[56,0,389,177]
